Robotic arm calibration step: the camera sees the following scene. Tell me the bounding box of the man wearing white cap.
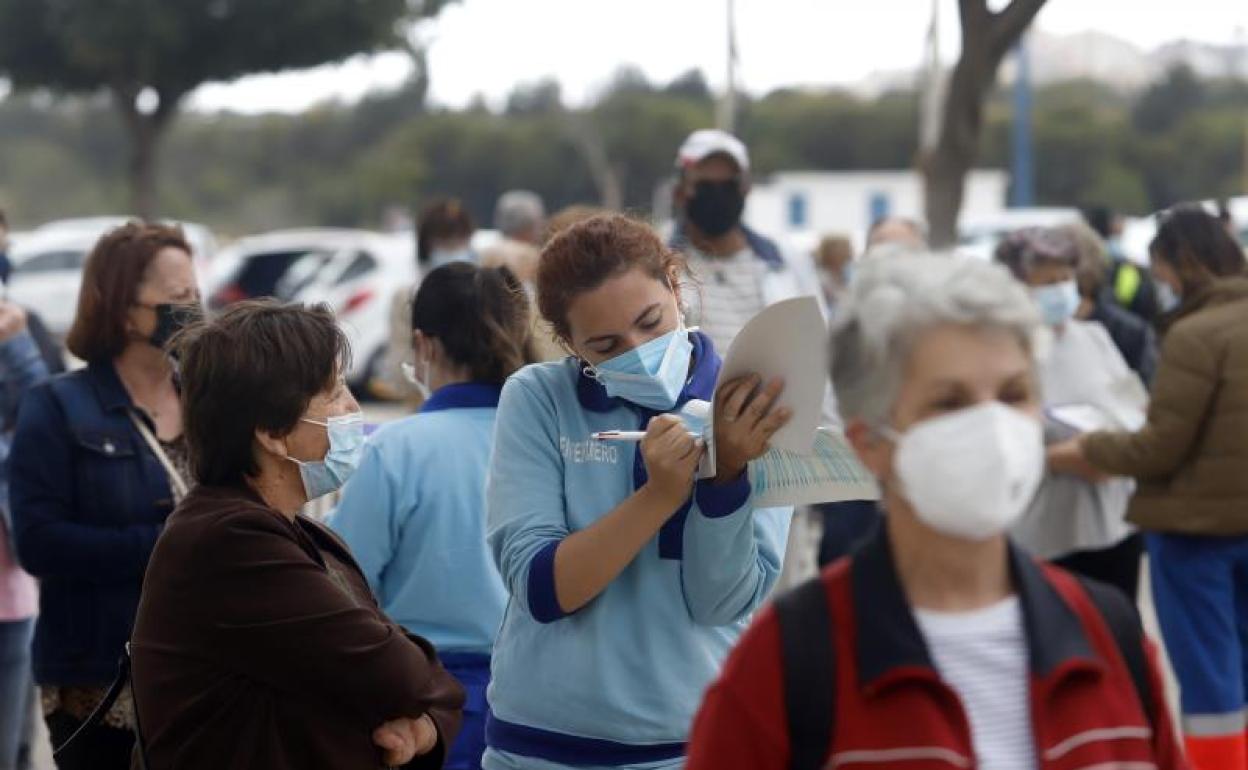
[672,130,875,588]
[671,128,823,354]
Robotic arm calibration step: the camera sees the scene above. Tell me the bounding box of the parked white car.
[208,228,416,392]
[6,217,216,336]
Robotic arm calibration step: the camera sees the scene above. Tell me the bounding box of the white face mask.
[401,358,432,400]
[1031,280,1081,327]
[883,401,1043,541]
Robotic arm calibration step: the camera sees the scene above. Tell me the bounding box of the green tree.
[1132,64,1205,135]
[0,0,453,218]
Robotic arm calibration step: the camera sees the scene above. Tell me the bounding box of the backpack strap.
[1076,576,1156,732]
[776,576,836,770]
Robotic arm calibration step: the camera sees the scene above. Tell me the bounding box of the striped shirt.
[684,247,767,354]
[914,596,1038,770]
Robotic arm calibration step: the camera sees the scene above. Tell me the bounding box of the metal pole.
[716,0,738,133]
[1010,36,1034,208]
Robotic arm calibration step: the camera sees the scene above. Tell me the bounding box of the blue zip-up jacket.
[331,382,507,656]
[484,331,792,768]
[10,361,175,685]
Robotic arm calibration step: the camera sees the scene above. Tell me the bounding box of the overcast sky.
[189,0,1248,114]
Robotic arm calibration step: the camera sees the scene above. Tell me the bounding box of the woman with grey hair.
[686,255,1184,770]
[995,228,1148,600]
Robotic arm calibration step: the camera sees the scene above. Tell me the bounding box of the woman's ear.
[412,330,440,367]
[253,427,288,462]
[845,418,892,481]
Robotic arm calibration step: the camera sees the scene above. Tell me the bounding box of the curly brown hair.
[536,214,685,343]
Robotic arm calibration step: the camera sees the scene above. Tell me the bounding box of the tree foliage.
[0,0,449,216]
[0,66,1244,236]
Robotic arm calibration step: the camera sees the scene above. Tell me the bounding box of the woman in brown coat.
[129,300,463,769]
[1056,205,1248,770]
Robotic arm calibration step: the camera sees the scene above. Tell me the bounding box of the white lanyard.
[127,410,189,502]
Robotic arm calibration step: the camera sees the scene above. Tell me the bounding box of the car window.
[231,249,332,299]
[334,251,377,286]
[13,249,86,274]
[274,251,337,300]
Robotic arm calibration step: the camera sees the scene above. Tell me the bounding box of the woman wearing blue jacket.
[484,214,793,769]
[333,262,532,770]
[10,222,201,769]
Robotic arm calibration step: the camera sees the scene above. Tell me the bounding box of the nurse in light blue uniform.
[333,262,532,770]
[484,214,794,770]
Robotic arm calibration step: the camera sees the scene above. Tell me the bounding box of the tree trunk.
[564,113,624,210]
[113,87,179,220]
[922,0,1047,249]
[130,118,160,220]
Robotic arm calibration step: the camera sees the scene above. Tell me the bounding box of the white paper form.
[749,427,881,507]
[698,296,880,505]
[717,296,827,453]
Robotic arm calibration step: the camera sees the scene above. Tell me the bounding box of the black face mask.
[149,303,203,352]
[685,180,745,238]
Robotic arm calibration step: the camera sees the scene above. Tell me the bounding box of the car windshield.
[11,249,87,275]
[225,248,333,302]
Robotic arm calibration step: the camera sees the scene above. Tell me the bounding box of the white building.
[743,169,1009,250]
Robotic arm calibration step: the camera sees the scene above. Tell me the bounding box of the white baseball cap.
[675,129,750,173]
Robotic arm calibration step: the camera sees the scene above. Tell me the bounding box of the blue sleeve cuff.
[0,332,37,368]
[527,540,568,623]
[695,473,752,519]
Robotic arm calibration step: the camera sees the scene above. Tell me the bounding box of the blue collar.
[669,223,785,271]
[575,330,720,414]
[87,359,138,414]
[420,382,503,414]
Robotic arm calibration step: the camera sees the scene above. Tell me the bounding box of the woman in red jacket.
[686,255,1186,770]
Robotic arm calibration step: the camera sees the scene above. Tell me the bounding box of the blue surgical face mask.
[1157,281,1181,313]
[401,358,432,400]
[287,412,365,499]
[1030,280,1081,327]
[585,324,694,411]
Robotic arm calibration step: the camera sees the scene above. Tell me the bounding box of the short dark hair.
[174,300,350,486]
[412,262,531,384]
[417,198,475,265]
[1082,205,1114,240]
[66,221,191,363]
[1151,205,1246,294]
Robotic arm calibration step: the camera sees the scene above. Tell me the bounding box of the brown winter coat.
[1084,275,1248,535]
[129,484,464,769]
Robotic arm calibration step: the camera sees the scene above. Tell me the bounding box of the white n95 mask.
[884,401,1043,541]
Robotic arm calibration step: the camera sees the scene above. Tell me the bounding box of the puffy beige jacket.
[1085,276,1248,535]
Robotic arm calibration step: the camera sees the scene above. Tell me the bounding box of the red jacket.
[687,529,1187,770]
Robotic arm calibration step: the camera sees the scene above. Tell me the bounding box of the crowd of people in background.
[0,126,1244,770]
